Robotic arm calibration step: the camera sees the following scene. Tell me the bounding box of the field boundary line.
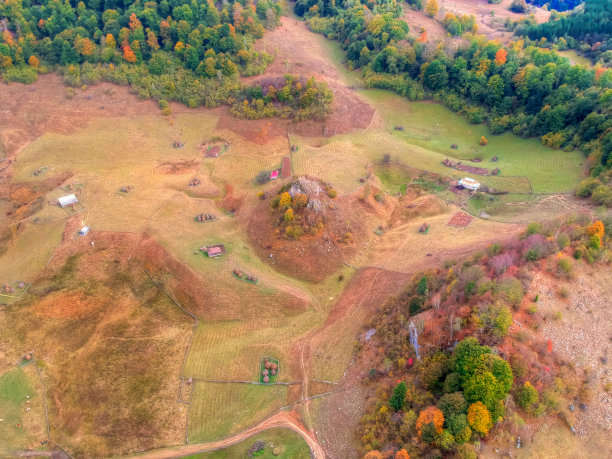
[188,378,302,386]
[32,361,50,440]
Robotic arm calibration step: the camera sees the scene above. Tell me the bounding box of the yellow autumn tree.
[279,192,292,209]
[425,0,439,18]
[28,55,39,68]
[467,401,492,436]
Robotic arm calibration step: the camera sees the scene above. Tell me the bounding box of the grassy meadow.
[0,366,46,454]
[184,428,310,458]
[188,383,288,443]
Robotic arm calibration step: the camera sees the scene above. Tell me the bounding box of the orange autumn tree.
[28,55,39,68]
[587,220,605,242]
[467,401,492,436]
[122,44,137,63]
[129,13,142,31]
[395,450,410,459]
[495,48,508,65]
[418,31,428,43]
[416,406,444,437]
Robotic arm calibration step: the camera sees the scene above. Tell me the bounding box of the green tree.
[389,381,407,411]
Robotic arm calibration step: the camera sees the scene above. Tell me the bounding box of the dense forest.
[297,0,612,206]
[525,0,583,12]
[519,0,612,63]
[358,216,611,457]
[0,0,332,119]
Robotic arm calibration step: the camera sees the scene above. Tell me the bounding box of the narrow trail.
[125,411,324,459]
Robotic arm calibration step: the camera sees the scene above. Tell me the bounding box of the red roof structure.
[200,244,226,257]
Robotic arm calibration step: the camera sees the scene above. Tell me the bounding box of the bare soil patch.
[388,190,448,227]
[248,17,376,137]
[439,0,550,42]
[155,159,200,174]
[447,210,474,227]
[247,184,371,282]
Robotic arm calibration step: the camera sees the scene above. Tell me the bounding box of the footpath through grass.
[184,428,310,458]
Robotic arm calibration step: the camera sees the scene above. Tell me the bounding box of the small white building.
[458,177,480,191]
[58,194,79,207]
[78,226,90,236]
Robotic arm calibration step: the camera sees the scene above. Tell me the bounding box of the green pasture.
[363,90,585,194]
[0,367,40,452]
[184,428,310,458]
[557,50,593,68]
[188,382,287,443]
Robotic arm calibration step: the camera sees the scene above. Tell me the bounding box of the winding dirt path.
[125,411,324,459]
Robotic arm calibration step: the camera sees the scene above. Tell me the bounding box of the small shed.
[200,244,226,257]
[270,170,279,180]
[58,194,79,207]
[458,177,480,191]
[78,226,90,236]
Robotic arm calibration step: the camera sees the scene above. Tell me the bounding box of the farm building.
[458,177,480,191]
[58,194,79,207]
[200,244,225,257]
[270,170,279,180]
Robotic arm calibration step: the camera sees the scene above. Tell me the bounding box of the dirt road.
[125,411,325,458]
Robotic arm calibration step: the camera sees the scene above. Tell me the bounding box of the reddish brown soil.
[247,190,368,283]
[281,156,291,179]
[245,16,376,138]
[455,163,489,175]
[124,410,324,459]
[47,227,310,321]
[206,145,221,157]
[388,191,448,228]
[447,211,474,227]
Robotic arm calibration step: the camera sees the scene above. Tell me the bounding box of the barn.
[458,177,480,191]
[58,194,79,207]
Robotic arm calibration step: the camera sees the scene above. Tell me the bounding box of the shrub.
[516,381,539,410]
[477,303,512,339]
[161,107,172,116]
[284,208,294,222]
[576,178,602,197]
[255,170,270,185]
[479,136,488,145]
[573,248,583,259]
[557,233,570,250]
[292,193,308,209]
[526,222,542,235]
[557,258,572,275]
[327,188,337,198]
[467,402,492,436]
